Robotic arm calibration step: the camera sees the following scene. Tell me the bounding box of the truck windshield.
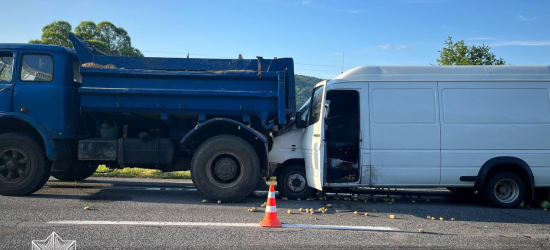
[308,86,324,126]
[0,53,13,82]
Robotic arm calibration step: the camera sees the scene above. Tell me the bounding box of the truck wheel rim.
[287,172,306,193]
[206,153,243,188]
[494,178,519,204]
[0,147,30,183]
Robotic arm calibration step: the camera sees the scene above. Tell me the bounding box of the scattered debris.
[282,197,288,201]
[364,213,369,217]
[326,204,333,208]
[310,210,315,214]
[202,200,208,203]
[287,210,292,214]
[297,198,301,201]
[84,207,90,210]
[305,209,310,213]
[427,216,431,219]
[217,200,222,204]
[431,217,436,220]
[418,229,424,233]
[389,215,396,219]
[315,217,319,221]
[439,217,444,221]
[519,201,525,208]
[354,211,358,215]
[299,208,304,212]
[451,218,456,221]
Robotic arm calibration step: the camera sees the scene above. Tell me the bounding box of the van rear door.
[0,51,15,112]
[302,82,327,190]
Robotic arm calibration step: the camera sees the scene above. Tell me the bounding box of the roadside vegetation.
[92,165,191,179]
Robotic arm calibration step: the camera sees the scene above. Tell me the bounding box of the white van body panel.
[369,82,441,186]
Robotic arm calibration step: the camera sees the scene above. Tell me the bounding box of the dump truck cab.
[0,44,81,160]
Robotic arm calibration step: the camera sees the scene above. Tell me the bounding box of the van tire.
[277,165,314,200]
[191,135,260,202]
[482,172,525,208]
[51,164,99,181]
[0,133,50,196]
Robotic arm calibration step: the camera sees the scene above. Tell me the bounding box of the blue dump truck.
[0,34,295,201]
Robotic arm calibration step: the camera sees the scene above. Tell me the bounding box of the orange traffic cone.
[259,184,282,227]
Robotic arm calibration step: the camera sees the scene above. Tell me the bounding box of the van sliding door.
[369,82,441,186]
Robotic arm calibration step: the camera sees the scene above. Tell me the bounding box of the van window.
[372,89,436,124]
[442,88,550,124]
[308,86,325,126]
[0,53,13,82]
[20,54,54,82]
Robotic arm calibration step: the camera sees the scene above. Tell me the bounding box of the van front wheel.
[277,165,314,200]
[482,172,525,208]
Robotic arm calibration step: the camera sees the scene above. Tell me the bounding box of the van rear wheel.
[191,135,260,202]
[482,172,525,208]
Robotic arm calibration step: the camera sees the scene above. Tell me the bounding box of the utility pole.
[341,53,345,73]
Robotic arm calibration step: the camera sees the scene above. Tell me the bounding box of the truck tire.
[481,172,525,208]
[51,164,99,181]
[277,165,314,200]
[0,133,50,196]
[191,135,260,202]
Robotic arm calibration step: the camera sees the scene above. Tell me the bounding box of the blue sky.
[2,0,549,78]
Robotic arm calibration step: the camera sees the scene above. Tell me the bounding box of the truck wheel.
[447,187,476,196]
[0,133,50,196]
[191,135,260,202]
[481,172,525,208]
[51,164,99,181]
[277,165,314,200]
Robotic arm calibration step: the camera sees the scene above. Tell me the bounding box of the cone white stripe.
[265,206,277,213]
[268,192,275,198]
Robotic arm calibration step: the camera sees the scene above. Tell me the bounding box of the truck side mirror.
[295,111,307,129]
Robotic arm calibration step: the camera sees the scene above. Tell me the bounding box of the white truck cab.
[269,65,550,208]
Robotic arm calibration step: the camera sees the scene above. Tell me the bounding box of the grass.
[92,165,191,179]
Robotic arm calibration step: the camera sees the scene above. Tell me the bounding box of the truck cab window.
[0,53,13,82]
[20,54,53,82]
[308,86,324,126]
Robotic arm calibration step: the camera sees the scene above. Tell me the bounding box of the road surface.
[0,177,548,249]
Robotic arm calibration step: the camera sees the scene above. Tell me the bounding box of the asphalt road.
[0,178,549,250]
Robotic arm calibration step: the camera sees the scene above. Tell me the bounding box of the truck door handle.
[313,134,320,137]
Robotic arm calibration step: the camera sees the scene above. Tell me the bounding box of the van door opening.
[325,90,360,183]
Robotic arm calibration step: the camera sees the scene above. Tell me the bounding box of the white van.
[268,66,550,208]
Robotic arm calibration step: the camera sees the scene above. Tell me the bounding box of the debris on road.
[451,218,456,221]
[427,215,431,219]
[287,210,292,214]
[326,204,332,208]
[282,197,288,201]
[440,217,444,221]
[202,200,208,203]
[418,229,424,233]
[217,200,222,204]
[299,208,304,212]
[364,213,369,217]
[84,206,90,210]
[389,215,396,219]
[541,200,550,209]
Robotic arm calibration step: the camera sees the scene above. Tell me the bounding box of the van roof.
[0,43,76,55]
[333,66,550,82]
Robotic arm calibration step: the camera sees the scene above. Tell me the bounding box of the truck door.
[0,51,16,112]
[302,83,327,190]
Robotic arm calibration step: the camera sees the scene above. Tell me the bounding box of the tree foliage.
[30,20,143,57]
[295,74,324,108]
[437,37,505,65]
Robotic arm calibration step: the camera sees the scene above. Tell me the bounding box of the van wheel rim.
[0,148,30,183]
[494,178,519,204]
[287,172,306,193]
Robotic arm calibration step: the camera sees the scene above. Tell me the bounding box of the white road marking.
[48,221,399,232]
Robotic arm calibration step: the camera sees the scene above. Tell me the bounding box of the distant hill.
[294,74,324,109]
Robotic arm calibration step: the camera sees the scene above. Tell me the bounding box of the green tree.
[30,21,143,57]
[437,37,506,65]
[294,74,324,108]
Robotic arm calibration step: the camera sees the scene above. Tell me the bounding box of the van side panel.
[439,82,550,187]
[369,82,441,186]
